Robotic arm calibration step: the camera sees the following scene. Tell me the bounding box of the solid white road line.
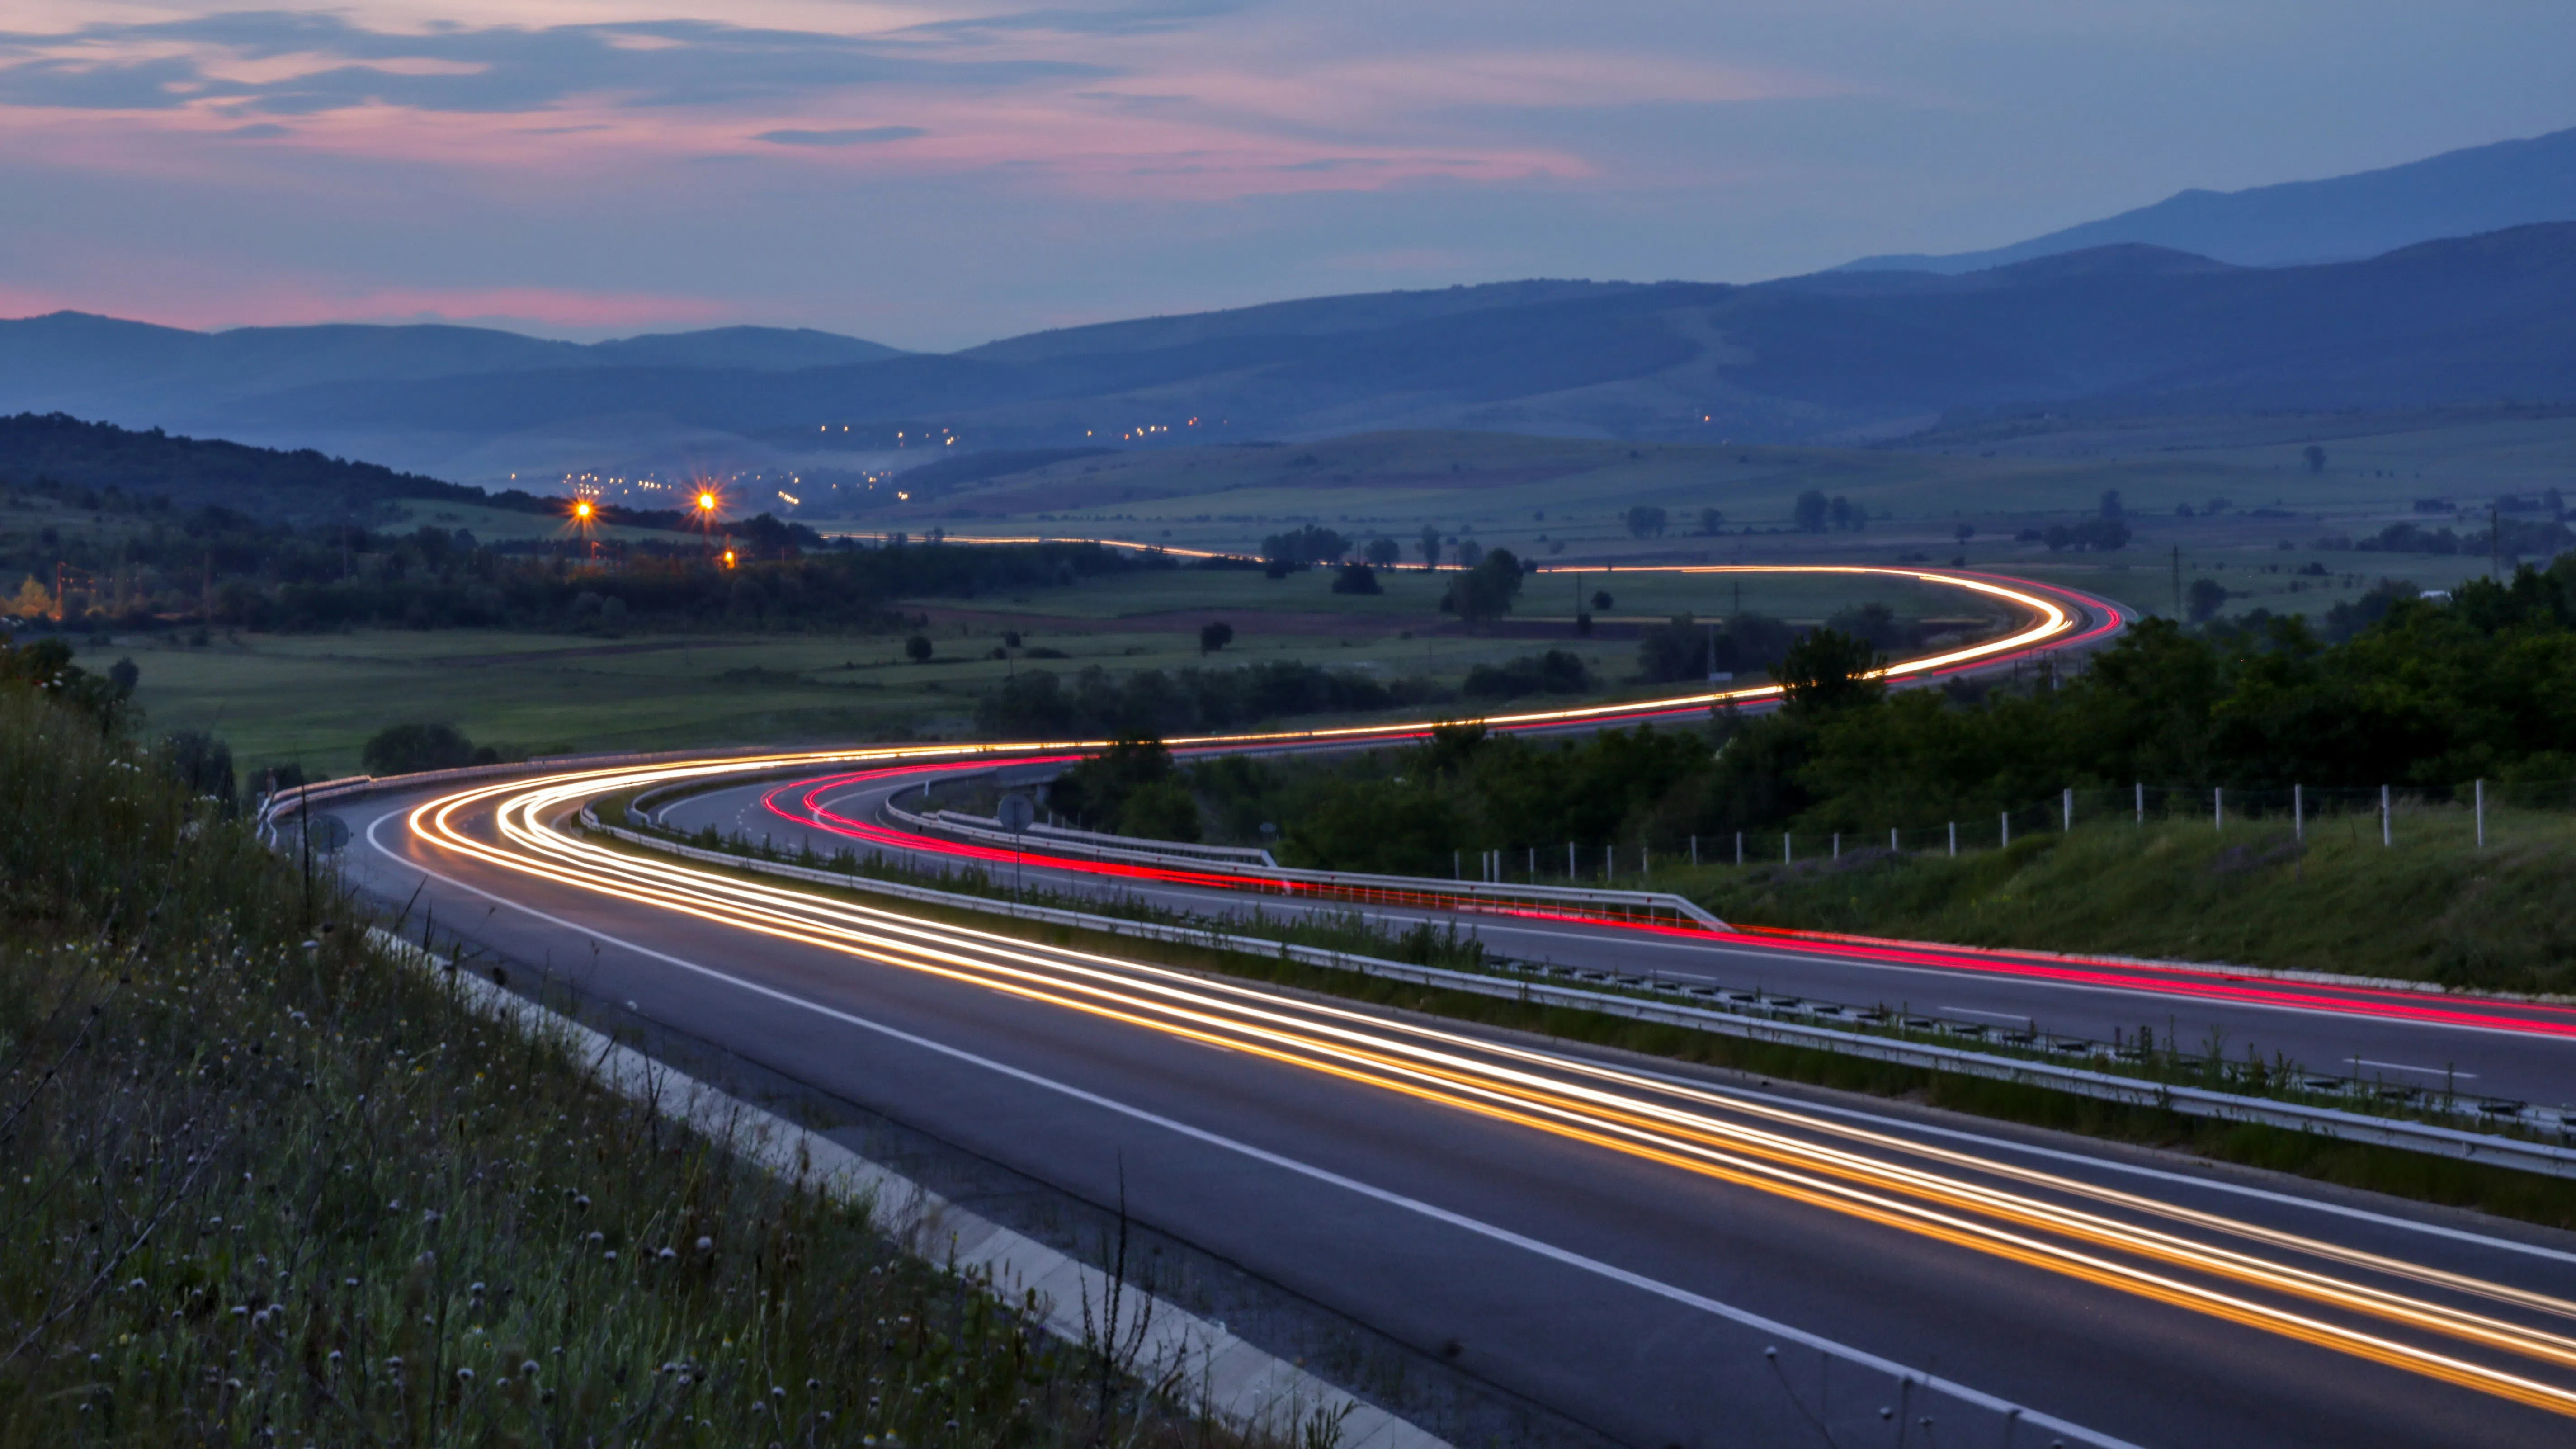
[366,805,2141,1449]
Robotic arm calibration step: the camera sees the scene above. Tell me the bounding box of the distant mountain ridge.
[6,222,2576,490]
[1840,124,2576,274]
[0,313,903,415]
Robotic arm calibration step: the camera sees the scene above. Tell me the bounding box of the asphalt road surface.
[681,762,2576,1113]
[314,769,2576,1449]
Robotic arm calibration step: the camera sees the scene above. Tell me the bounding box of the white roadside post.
[2063,788,2073,832]
[1735,831,1745,866]
[2294,783,2304,843]
[2382,785,2393,847]
[996,792,1037,898]
[2000,811,2010,848]
[2215,786,2224,831]
[2476,779,2486,850]
[2135,781,2144,825]
[1949,821,1957,857]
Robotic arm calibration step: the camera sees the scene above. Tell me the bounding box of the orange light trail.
[394,760,2576,1417]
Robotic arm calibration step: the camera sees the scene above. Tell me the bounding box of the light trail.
[399,759,2576,1417]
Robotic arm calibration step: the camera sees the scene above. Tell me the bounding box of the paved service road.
[315,763,2576,1449]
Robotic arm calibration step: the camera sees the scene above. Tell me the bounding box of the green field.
[111,560,2004,777]
[846,419,2571,628]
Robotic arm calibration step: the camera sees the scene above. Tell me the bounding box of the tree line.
[1071,559,2576,873]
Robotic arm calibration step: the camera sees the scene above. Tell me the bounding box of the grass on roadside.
[1664,807,2576,996]
[0,687,1255,1449]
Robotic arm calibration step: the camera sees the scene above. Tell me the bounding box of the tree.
[1364,537,1402,567]
[1793,490,1830,533]
[1591,589,1614,611]
[1454,538,1485,569]
[1635,615,1708,683]
[2100,489,2124,519]
[1047,734,1181,832]
[1417,524,1443,569]
[1775,627,1883,713]
[1953,522,1976,545]
[106,656,139,695]
[2303,444,2327,474]
[1624,505,1668,538]
[1827,496,1865,532]
[1441,548,1524,625]
[1696,507,1726,536]
[904,633,933,662]
[1260,524,1350,566]
[1199,619,1234,654]
[2187,576,2229,623]
[1329,561,1382,595]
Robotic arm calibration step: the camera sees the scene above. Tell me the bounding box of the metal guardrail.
[880,790,1727,930]
[579,814,2576,1178]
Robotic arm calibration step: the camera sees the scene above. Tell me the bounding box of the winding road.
[303,565,2576,1448]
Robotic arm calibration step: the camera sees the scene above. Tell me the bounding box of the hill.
[8,226,2576,486]
[0,411,502,522]
[1841,124,2576,274]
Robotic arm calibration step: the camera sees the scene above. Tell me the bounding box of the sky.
[2,1,2573,351]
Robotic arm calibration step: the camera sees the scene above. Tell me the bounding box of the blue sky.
[2,2,2571,349]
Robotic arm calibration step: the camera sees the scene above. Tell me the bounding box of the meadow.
[112,561,2000,779]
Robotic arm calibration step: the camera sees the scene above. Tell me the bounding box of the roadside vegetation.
[0,637,1253,1448]
[1044,559,2576,988]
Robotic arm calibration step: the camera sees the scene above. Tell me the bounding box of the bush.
[1462,649,1591,701]
[1329,561,1382,595]
[360,720,479,774]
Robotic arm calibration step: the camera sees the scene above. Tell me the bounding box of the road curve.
[321,566,2576,1447]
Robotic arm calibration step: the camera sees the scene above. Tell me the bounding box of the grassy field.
[1658,805,2576,996]
[110,563,2001,778]
[0,686,1236,1449]
[828,420,2569,627]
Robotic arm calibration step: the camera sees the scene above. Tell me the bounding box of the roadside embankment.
[0,687,1253,1448]
[1677,810,2576,997]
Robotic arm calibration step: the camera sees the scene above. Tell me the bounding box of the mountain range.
[1840,124,2576,274]
[3,125,2573,492]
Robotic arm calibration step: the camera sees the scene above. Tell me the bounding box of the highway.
[301,566,2576,1447]
[665,760,2576,1113]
